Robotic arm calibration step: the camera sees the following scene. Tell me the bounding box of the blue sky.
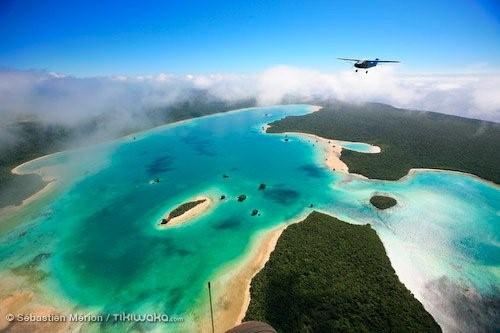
[0,0,499,76]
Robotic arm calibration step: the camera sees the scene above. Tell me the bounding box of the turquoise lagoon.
[0,105,498,331]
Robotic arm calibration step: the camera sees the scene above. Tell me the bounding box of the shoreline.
[2,104,318,217]
[309,105,322,113]
[205,211,311,332]
[0,181,56,220]
[276,131,383,175]
[3,102,497,331]
[292,132,349,173]
[273,129,499,188]
[158,196,215,228]
[402,168,500,188]
[205,224,287,332]
[0,157,59,218]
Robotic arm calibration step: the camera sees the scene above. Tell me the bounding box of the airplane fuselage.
[354,60,378,69]
[338,57,399,73]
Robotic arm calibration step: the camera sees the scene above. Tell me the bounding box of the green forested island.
[370,195,397,210]
[244,211,441,332]
[160,198,206,225]
[268,101,500,184]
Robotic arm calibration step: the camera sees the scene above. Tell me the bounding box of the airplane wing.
[337,58,360,62]
[376,60,400,63]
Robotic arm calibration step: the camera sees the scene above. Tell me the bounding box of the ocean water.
[0,105,498,332]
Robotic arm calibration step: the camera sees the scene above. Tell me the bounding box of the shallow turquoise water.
[337,140,379,153]
[0,105,498,331]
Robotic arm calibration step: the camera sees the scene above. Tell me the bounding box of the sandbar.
[292,133,349,172]
[0,156,58,218]
[158,195,214,228]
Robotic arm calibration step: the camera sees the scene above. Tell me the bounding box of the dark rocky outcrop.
[370,195,397,210]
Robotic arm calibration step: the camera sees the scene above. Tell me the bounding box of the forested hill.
[245,211,441,332]
[268,101,500,184]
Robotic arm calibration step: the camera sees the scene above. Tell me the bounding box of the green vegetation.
[268,102,500,184]
[370,195,397,210]
[245,211,441,332]
[0,121,71,208]
[160,199,206,224]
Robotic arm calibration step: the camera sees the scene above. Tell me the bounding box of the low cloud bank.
[1,66,498,130]
[254,66,500,122]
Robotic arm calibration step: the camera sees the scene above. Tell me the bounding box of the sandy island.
[158,195,214,228]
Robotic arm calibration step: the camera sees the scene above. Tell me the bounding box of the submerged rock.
[237,194,247,202]
[220,195,226,200]
[251,209,259,216]
[258,183,266,190]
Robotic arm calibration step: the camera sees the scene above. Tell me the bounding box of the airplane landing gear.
[355,69,358,72]
[366,70,368,73]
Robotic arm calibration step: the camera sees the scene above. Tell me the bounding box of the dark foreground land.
[370,195,397,210]
[268,102,500,184]
[244,211,441,332]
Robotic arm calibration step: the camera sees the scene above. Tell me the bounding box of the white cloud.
[0,66,499,129]
[253,66,500,121]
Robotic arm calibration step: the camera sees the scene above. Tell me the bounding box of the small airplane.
[338,58,400,73]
